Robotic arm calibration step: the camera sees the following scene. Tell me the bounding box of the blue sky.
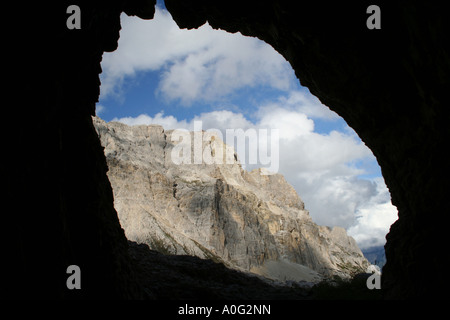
[97,3,397,250]
[100,68,350,136]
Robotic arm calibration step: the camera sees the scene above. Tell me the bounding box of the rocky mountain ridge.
[93,116,370,282]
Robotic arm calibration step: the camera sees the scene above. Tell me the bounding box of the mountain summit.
[93,116,369,282]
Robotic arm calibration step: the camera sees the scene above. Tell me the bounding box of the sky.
[97,2,398,250]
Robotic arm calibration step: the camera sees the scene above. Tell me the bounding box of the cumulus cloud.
[95,104,106,116]
[347,178,398,249]
[100,8,294,105]
[258,90,339,121]
[112,112,189,129]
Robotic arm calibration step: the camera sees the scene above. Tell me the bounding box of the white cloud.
[258,107,314,140]
[95,104,106,115]
[192,110,254,131]
[100,8,294,104]
[111,111,189,129]
[253,99,386,232]
[258,90,339,121]
[157,33,293,105]
[347,178,398,249]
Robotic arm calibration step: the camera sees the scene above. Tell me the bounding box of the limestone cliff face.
[93,116,369,282]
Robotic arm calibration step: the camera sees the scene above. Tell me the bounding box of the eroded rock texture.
[3,0,449,299]
[93,117,369,282]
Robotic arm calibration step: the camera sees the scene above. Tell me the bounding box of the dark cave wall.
[2,1,155,299]
[2,0,448,299]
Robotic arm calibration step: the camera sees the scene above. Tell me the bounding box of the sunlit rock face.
[94,116,370,282]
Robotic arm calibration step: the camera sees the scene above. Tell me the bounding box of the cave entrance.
[95,2,397,279]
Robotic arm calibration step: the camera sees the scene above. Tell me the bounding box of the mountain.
[93,116,370,282]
